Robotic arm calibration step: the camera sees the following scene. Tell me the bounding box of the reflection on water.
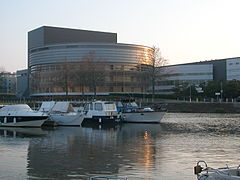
[1,113,240,180]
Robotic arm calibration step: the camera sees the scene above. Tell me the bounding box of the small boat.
[81,100,122,126]
[0,104,48,127]
[39,101,84,126]
[117,101,165,123]
[194,160,240,180]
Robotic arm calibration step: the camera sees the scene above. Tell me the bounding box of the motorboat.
[81,100,122,126]
[116,101,165,123]
[0,104,48,127]
[194,160,240,180]
[39,101,84,126]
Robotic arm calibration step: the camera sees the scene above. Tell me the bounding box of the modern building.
[28,26,153,97]
[0,72,16,95]
[16,69,28,98]
[156,63,213,94]
[226,57,240,81]
[156,57,240,94]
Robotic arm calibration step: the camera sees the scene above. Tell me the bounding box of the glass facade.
[29,43,153,96]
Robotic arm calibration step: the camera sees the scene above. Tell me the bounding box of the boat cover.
[39,101,55,112]
[51,102,74,113]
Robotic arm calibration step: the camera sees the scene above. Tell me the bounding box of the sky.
[1,0,240,72]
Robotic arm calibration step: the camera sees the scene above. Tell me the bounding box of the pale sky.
[1,0,240,72]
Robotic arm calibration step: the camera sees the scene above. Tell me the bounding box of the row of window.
[30,63,149,73]
[31,86,144,94]
[228,62,240,65]
[30,44,151,53]
[157,79,209,86]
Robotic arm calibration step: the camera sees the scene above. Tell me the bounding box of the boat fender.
[99,118,102,123]
[194,165,203,174]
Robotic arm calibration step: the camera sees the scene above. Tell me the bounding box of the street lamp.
[220,81,223,102]
[189,85,192,102]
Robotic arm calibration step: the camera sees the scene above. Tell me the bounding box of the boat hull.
[81,116,121,126]
[198,172,240,180]
[0,119,47,127]
[50,113,84,126]
[122,111,165,123]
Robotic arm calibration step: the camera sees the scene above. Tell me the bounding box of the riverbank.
[149,101,240,113]
[1,99,240,113]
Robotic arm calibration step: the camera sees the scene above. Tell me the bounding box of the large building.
[28,26,153,97]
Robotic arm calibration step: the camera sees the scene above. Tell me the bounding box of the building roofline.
[164,57,240,68]
[28,26,117,35]
[28,42,153,51]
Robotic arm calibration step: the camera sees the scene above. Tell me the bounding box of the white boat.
[81,101,121,126]
[0,104,48,127]
[39,101,84,126]
[117,101,165,123]
[194,160,240,180]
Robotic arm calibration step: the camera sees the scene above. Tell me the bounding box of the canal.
[0,113,240,180]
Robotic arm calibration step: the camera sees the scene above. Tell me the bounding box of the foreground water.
[1,113,240,180]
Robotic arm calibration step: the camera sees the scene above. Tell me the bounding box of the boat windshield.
[84,103,90,111]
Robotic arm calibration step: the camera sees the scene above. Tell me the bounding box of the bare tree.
[0,67,5,94]
[63,58,69,96]
[148,46,168,101]
[81,51,105,98]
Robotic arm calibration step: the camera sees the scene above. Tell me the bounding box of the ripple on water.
[0,113,240,180]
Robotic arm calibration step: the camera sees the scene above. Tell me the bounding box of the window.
[90,103,93,110]
[95,103,103,111]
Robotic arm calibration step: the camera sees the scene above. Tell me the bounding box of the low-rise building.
[156,57,240,95]
[0,72,16,95]
[16,69,29,98]
[156,63,213,94]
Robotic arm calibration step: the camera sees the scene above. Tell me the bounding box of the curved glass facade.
[29,43,153,96]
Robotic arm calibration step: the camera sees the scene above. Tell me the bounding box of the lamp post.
[220,81,223,102]
[189,85,192,102]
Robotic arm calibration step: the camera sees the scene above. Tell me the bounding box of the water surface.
[1,113,240,180]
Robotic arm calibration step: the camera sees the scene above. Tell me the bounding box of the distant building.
[156,63,213,94]
[0,72,16,95]
[226,57,240,81]
[16,69,28,98]
[28,26,153,97]
[156,57,240,94]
